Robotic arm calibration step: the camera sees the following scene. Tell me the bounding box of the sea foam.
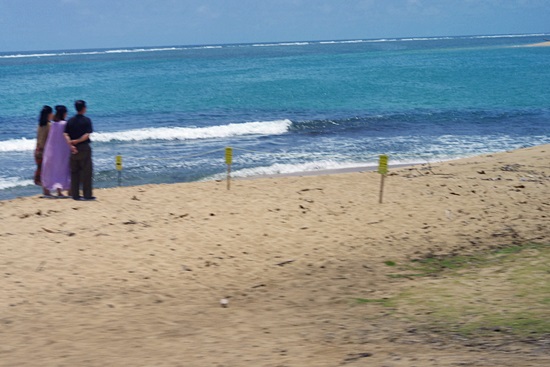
[93,119,292,143]
[0,138,36,152]
[0,120,292,152]
[208,160,375,180]
[0,177,34,190]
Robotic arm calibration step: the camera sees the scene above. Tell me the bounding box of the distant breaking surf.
[2,33,548,59]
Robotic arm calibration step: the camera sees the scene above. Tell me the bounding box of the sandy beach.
[524,40,550,47]
[1,144,549,366]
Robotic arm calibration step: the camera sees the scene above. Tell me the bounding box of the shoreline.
[0,152,501,202]
[241,164,375,179]
[0,160,436,202]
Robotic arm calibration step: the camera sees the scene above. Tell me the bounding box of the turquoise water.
[0,34,549,199]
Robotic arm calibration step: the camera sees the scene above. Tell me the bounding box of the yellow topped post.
[378,154,388,203]
[225,147,233,165]
[225,147,233,190]
[378,154,388,175]
[115,155,123,171]
[115,154,123,186]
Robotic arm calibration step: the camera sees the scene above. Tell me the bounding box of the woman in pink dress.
[41,105,72,197]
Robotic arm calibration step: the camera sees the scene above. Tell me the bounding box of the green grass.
[443,311,550,338]
[493,245,525,255]
[378,243,550,339]
[387,243,549,279]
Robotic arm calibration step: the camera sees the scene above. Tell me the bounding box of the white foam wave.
[194,46,223,49]
[205,153,469,181]
[104,47,181,54]
[0,52,59,59]
[0,120,292,152]
[252,42,310,47]
[93,119,292,143]
[211,155,471,181]
[468,33,549,39]
[0,45,219,59]
[209,160,374,180]
[3,34,548,59]
[401,37,453,41]
[319,37,450,45]
[0,138,36,152]
[340,40,367,44]
[0,177,34,190]
[320,39,373,44]
[319,34,549,46]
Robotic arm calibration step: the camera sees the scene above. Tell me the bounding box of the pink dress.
[41,120,71,191]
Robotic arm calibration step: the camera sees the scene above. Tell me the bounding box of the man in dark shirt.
[64,100,95,201]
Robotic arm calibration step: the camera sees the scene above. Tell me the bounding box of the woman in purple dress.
[34,105,53,196]
[41,105,72,197]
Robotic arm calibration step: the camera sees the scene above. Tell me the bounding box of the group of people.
[34,100,95,201]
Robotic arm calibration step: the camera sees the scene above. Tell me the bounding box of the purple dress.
[41,120,71,191]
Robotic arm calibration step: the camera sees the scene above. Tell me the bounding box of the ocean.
[0,34,549,200]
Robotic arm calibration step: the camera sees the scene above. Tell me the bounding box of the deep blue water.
[0,34,549,200]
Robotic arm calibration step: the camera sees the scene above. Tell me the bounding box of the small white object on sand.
[220,298,229,307]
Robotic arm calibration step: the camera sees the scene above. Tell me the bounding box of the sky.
[0,0,549,52]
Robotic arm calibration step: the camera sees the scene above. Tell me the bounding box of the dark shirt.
[65,114,93,147]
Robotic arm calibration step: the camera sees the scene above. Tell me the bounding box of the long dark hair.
[53,105,68,122]
[39,105,53,126]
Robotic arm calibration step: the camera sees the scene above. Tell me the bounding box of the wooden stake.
[227,164,231,190]
[115,154,123,187]
[225,147,233,190]
[379,174,386,204]
[377,154,388,204]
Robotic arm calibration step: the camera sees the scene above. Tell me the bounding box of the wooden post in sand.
[378,154,388,204]
[115,154,123,186]
[225,147,233,190]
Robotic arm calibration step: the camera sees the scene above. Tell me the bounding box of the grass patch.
[384,260,396,266]
[388,243,550,339]
[387,243,549,279]
[493,245,525,255]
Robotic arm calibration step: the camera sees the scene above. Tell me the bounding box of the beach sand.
[523,40,550,47]
[1,145,549,366]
